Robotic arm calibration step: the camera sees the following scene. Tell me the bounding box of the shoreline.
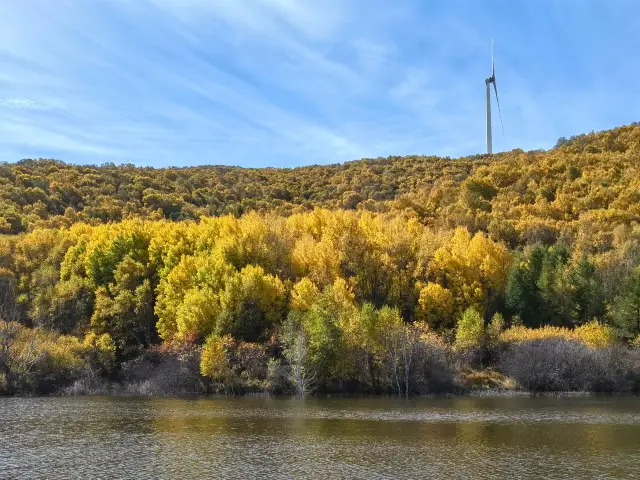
[4,387,636,400]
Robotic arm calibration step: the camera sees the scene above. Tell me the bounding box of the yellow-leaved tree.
[429,228,511,318]
[415,282,455,330]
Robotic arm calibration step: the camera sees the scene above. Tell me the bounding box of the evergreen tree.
[609,268,640,339]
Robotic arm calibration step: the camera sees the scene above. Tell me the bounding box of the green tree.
[289,280,356,387]
[537,245,573,325]
[609,268,640,339]
[567,256,604,325]
[505,246,547,327]
[454,307,485,352]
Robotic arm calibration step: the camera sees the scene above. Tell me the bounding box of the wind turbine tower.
[485,39,504,154]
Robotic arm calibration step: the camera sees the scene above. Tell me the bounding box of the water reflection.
[1,396,639,479]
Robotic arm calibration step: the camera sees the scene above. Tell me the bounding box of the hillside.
[1,124,640,396]
[1,124,639,250]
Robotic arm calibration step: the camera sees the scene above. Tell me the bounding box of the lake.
[1,396,639,479]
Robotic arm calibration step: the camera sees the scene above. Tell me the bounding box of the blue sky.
[1,0,639,168]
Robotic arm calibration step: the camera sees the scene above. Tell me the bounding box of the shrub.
[500,338,640,392]
[574,321,615,348]
[454,308,484,352]
[266,358,291,395]
[588,346,640,392]
[237,342,268,380]
[409,333,457,394]
[1,321,96,394]
[119,344,205,396]
[499,321,615,348]
[83,332,116,374]
[199,334,234,383]
[199,334,272,393]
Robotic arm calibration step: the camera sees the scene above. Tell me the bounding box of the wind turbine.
[485,39,504,154]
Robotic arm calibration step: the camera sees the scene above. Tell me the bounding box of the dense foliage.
[1,124,640,395]
[1,124,639,240]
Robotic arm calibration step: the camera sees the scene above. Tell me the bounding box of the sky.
[1,0,639,168]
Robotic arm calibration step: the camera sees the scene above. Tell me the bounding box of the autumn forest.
[2,124,640,396]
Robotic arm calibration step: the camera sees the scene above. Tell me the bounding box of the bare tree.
[285,330,316,397]
[400,325,422,398]
[0,321,41,394]
[386,324,421,397]
[0,276,18,323]
[386,327,403,396]
[401,326,412,398]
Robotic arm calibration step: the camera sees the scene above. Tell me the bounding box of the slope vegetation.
[1,124,640,396]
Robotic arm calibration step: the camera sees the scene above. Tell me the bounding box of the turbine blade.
[493,80,505,137]
[492,38,495,78]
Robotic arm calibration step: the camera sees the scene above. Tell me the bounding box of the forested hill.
[2,123,639,247]
[2,124,640,396]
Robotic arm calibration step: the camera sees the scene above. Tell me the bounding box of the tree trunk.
[367,352,377,392]
[404,363,409,398]
[0,362,13,395]
[391,352,401,396]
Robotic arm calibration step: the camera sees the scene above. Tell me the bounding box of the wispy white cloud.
[0,97,44,109]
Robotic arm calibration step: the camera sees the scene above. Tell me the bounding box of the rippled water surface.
[1,395,640,479]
